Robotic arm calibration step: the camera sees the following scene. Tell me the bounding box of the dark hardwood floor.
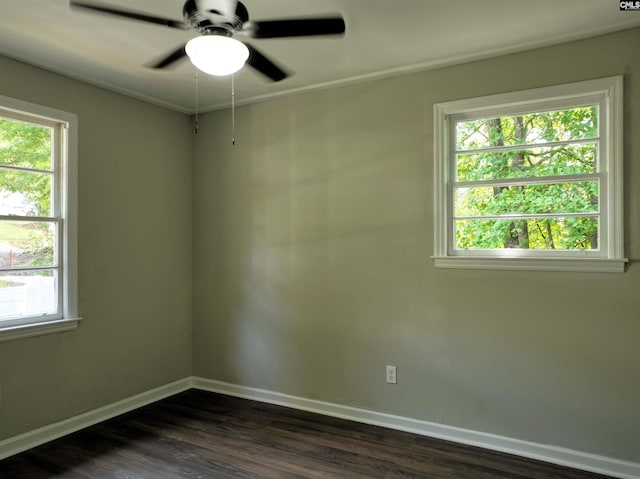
[0,389,615,479]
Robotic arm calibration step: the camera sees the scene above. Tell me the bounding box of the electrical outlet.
[386,365,397,384]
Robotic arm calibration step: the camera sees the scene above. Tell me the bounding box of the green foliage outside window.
[454,106,600,251]
[0,118,54,270]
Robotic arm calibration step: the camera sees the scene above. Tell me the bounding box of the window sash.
[453,172,601,189]
[0,165,54,175]
[448,108,605,255]
[453,212,598,222]
[454,137,599,156]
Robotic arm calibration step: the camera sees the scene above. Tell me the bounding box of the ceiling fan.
[70,0,346,82]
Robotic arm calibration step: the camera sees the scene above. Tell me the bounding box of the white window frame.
[433,76,626,273]
[0,95,80,342]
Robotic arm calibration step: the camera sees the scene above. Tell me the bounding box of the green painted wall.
[0,57,193,440]
[192,28,640,462]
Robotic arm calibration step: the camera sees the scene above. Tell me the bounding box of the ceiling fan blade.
[70,1,189,30]
[235,1,249,24]
[149,45,188,69]
[245,44,289,82]
[248,17,345,39]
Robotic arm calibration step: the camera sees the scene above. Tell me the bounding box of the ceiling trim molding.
[199,21,640,113]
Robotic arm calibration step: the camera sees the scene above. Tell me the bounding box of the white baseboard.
[0,378,191,461]
[192,377,640,479]
[2,376,638,479]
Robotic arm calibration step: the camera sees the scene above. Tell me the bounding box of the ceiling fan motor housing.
[183,0,249,35]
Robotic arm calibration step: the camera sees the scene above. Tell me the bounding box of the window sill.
[432,256,627,273]
[0,318,82,343]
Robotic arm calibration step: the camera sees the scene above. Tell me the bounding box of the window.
[0,95,79,342]
[433,77,625,272]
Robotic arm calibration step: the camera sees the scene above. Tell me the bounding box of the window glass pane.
[456,143,597,182]
[454,181,599,217]
[0,118,53,171]
[0,269,56,321]
[456,106,598,151]
[455,216,599,251]
[0,220,56,268]
[0,170,53,216]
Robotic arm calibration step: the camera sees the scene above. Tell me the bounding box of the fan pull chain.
[194,69,199,135]
[231,74,236,146]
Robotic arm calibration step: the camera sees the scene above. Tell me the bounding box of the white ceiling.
[1,0,638,113]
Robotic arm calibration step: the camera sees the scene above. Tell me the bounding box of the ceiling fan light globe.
[185,35,249,76]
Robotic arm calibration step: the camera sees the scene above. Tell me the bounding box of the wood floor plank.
[0,389,617,479]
